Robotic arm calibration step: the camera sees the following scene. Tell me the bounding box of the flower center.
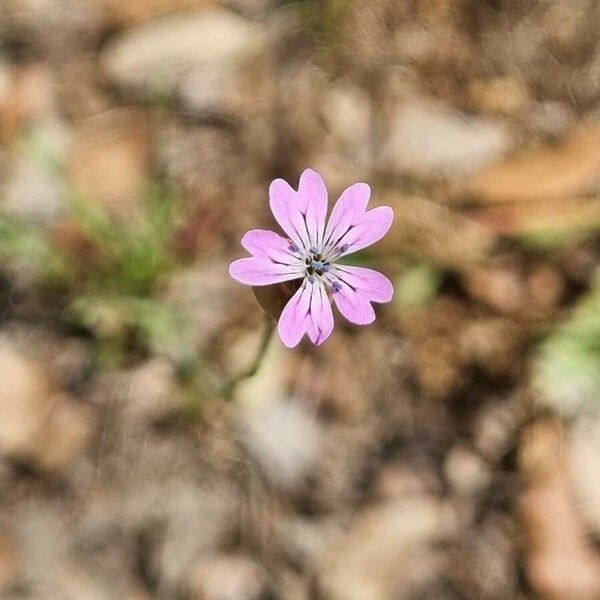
[304,248,330,280]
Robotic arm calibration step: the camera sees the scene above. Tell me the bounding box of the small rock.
[414,334,463,398]
[519,418,600,600]
[372,463,441,500]
[151,483,236,590]
[526,264,565,313]
[444,444,491,497]
[468,77,530,116]
[178,63,243,117]
[0,58,12,109]
[0,338,52,458]
[527,101,573,136]
[461,263,525,315]
[559,240,600,285]
[448,513,519,599]
[120,359,180,422]
[69,108,152,219]
[316,497,457,600]
[0,534,19,592]
[462,260,565,319]
[12,503,69,585]
[568,418,600,537]
[459,318,521,377]
[35,399,91,472]
[187,554,269,600]
[280,517,334,569]
[239,398,321,490]
[2,152,67,227]
[0,337,90,470]
[0,63,58,140]
[468,122,600,203]
[473,396,523,463]
[322,85,372,169]
[179,53,273,123]
[402,297,470,398]
[50,566,126,600]
[101,10,265,94]
[381,98,513,177]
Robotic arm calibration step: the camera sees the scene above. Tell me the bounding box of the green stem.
[222,317,275,400]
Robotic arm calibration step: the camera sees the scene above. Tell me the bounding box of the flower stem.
[222,316,275,400]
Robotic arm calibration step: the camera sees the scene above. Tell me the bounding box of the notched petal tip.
[345,181,371,203]
[368,270,395,304]
[299,167,322,180]
[277,314,303,348]
[279,334,300,349]
[382,279,394,303]
[228,258,245,281]
[374,205,394,231]
[269,177,294,196]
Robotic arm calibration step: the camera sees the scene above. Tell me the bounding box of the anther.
[309,246,320,255]
[289,242,300,252]
[307,275,315,284]
[331,280,342,293]
[339,243,349,253]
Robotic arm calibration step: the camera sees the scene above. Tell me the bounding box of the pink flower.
[229,169,394,348]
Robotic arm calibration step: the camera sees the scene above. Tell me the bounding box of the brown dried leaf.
[469,124,600,203]
[519,419,600,600]
[467,197,600,236]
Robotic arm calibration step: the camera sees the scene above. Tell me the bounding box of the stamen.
[289,242,300,252]
[331,280,342,293]
[307,275,315,284]
[309,246,320,255]
[322,243,349,263]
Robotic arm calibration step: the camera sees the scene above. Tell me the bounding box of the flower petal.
[329,265,393,325]
[323,182,393,258]
[336,206,394,257]
[278,281,312,348]
[333,265,394,303]
[241,229,300,264]
[269,178,304,250]
[269,169,327,251]
[323,182,371,251]
[306,281,334,345]
[331,282,376,325]
[277,279,333,347]
[298,168,328,248]
[229,257,302,286]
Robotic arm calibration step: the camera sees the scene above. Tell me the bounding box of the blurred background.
[1,0,600,598]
